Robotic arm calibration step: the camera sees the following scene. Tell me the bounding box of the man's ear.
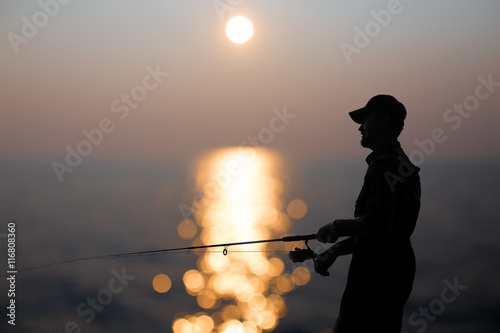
[380,113,390,129]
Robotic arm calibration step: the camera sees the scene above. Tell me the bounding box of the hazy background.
[1,1,500,332]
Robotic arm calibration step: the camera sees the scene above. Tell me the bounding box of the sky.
[1,1,500,332]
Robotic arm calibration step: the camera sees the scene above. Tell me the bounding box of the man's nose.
[358,124,363,132]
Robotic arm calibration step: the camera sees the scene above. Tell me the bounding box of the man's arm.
[317,216,375,243]
[333,216,375,238]
[314,236,355,276]
[331,236,356,256]
[316,236,355,265]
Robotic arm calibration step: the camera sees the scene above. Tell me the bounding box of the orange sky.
[1,1,499,165]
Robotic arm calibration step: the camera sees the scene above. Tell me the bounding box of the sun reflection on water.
[172,147,309,332]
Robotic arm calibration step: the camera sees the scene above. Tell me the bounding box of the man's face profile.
[358,111,387,149]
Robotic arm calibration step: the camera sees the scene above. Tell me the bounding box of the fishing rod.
[100,233,318,257]
[11,234,318,275]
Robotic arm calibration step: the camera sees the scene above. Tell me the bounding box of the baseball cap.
[349,94,406,124]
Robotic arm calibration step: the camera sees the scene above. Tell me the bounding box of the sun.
[226,16,254,44]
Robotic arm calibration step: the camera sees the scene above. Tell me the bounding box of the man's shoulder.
[370,147,418,172]
[371,149,401,165]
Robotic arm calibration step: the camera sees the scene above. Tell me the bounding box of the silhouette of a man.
[316,95,421,332]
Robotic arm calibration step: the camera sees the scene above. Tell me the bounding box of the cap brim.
[348,108,367,124]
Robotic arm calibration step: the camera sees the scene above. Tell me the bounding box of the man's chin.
[360,138,370,148]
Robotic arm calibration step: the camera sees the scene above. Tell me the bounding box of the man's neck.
[369,137,397,152]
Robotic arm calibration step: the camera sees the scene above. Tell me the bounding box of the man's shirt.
[355,141,421,240]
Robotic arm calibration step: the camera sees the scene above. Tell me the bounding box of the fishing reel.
[288,247,315,263]
[288,241,331,276]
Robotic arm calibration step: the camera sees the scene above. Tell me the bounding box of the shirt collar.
[366,141,402,165]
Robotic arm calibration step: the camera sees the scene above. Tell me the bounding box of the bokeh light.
[174,147,312,332]
[183,269,205,295]
[287,198,308,219]
[276,273,295,293]
[152,274,171,293]
[292,266,311,286]
[177,219,198,239]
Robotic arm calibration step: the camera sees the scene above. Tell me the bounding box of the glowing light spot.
[248,293,267,311]
[207,252,229,272]
[235,281,255,302]
[221,304,240,321]
[267,294,285,312]
[292,267,311,286]
[260,310,278,330]
[152,274,171,293]
[276,273,295,293]
[178,219,198,239]
[267,257,285,277]
[247,254,269,275]
[220,319,245,332]
[195,315,214,333]
[210,312,224,328]
[287,199,308,219]
[183,270,205,294]
[242,321,259,333]
[259,205,279,226]
[197,289,218,309]
[172,318,191,333]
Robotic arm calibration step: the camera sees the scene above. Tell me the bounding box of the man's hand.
[317,221,339,243]
[314,245,339,276]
